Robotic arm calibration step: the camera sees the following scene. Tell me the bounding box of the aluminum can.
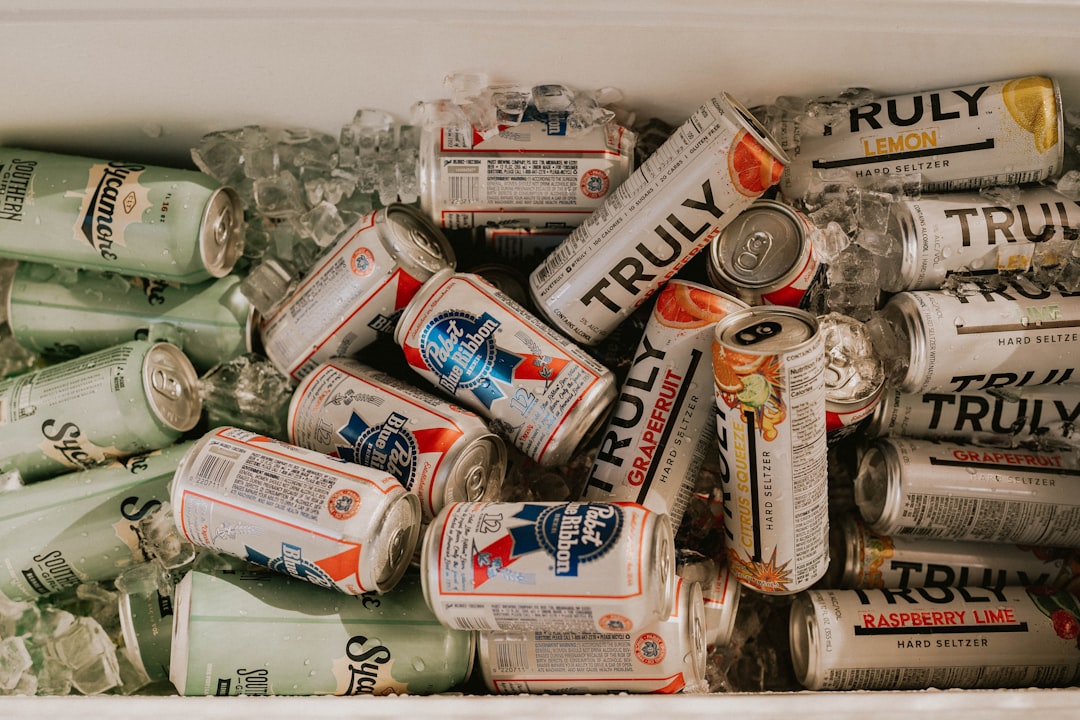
[6,262,253,372]
[170,426,421,595]
[883,186,1080,292]
[866,384,1080,449]
[881,283,1080,394]
[819,312,885,441]
[528,93,788,346]
[702,563,742,647]
[0,147,244,282]
[119,585,176,683]
[712,306,829,594]
[707,199,825,308]
[287,357,507,524]
[827,512,1080,590]
[467,263,532,310]
[394,270,616,468]
[476,577,706,694]
[259,204,455,382]
[170,568,475,696]
[790,585,1080,691]
[854,436,1080,547]
[0,339,201,483]
[581,280,747,531]
[481,226,572,265]
[0,441,191,601]
[419,110,634,230]
[420,500,675,633]
[777,76,1065,200]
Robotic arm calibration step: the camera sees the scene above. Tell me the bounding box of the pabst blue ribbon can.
[420,500,675,634]
[170,427,421,595]
[0,147,244,282]
[170,568,475,696]
[712,306,829,594]
[581,280,747,531]
[394,270,616,468]
[528,93,788,346]
[476,577,706,694]
[288,357,507,523]
[260,204,455,382]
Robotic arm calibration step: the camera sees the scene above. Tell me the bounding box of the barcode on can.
[449,170,480,204]
[194,452,235,489]
[492,637,531,673]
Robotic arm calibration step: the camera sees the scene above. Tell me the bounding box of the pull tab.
[734,230,773,272]
[151,368,184,400]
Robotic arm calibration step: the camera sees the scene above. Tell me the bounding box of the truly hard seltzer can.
[707,199,825,308]
[581,280,747,531]
[419,107,634,230]
[819,312,885,441]
[394,270,616,468]
[0,147,244,282]
[420,500,675,633]
[866,384,1080,448]
[854,436,1080,547]
[789,585,1080,691]
[0,339,201,483]
[882,186,1080,292]
[827,512,1080,590]
[6,262,254,372]
[476,577,706,694]
[880,282,1080,394]
[170,426,421,595]
[259,204,455,382]
[712,306,829,594]
[702,563,741,648]
[120,585,176,683]
[528,93,788,346]
[287,357,507,523]
[170,568,475,696]
[0,441,192,602]
[777,76,1064,200]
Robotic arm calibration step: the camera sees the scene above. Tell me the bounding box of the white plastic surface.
[2,0,1080,716]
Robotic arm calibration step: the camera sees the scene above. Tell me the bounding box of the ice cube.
[252,171,307,218]
[239,258,294,316]
[298,201,347,248]
[1056,169,1080,200]
[69,650,121,696]
[190,131,245,185]
[34,657,73,696]
[199,353,292,439]
[0,637,32,691]
[137,503,196,570]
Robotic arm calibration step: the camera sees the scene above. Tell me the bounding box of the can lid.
[167,570,195,694]
[381,204,457,279]
[715,305,817,355]
[199,186,245,278]
[711,201,807,290]
[680,579,709,692]
[702,563,741,648]
[649,512,677,623]
[439,433,507,522]
[788,592,818,690]
[853,442,894,527]
[881,293,923,394]
[722,92,792,168]
[118,588,173,683]
[368,491,422,593]
[142,342,202,433]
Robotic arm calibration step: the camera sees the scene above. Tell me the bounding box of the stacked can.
[0,339,201,483]
[120,584,176,683]
[287,357,507,523]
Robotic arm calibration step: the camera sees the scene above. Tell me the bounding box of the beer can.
[420,500,675,633]
[287,357,507,523]
[883,186,1080,292]
[0,339,201,483]
[707,199,825,308]
[703,563,742,648]
[170,426,421,595]
[528,93,788,346]
[777,76,1065,200]
[170,568,475,696]
[866,384,1080,449]
[119,585,176,683]
[854,436,1080,547]
[481,226,572,265]
[881,282,1080,394]
[827,512,1080,590]
[6,262,254,372]
[394,270,616,468]
[712,306,829,594]
[0,147,244,282]
[259,204,455,382]
[419,109,634,230]
[790,585,1080,691]
[476,577,706,694]
[0,441,192,601]
[581,280,747,531]
[819,312,885,441]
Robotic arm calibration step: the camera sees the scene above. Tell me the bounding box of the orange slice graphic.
[728,129,784,197]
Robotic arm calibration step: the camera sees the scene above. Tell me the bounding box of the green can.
[0,339,202,482]
[6,261,254,371]
[0,440,192,601]
[170,567,476,696]
[0,148,244,282]
[120,585,176,683]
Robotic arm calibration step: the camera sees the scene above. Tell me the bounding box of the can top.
[715,305,818,355]
[788,592,818,689]
[853,441,897,528]
[381,204,457,279]
[198,186,245,278]
[710,200,807,290]
[368,491,422,593]
[142,342,202,433]
[722,92,791,169]
[702,564,741,648]
[679,579,709,692]
[441,433,507,516]
[819,313,885,406]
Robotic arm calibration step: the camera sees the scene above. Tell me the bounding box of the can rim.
[167,570,195,694]
[721,91,792,168]
[709,200,808,291]
[862,385,898,439]
[881,292,925,394]
[380,203,457,278]
[885,199,920,293]
[788,591,818,690]
[199,185,245,279]
[854,440,901,529]
[142,342,202,433]
[714,304,820,356]
[392,266,455,348]
[441,432,507,517]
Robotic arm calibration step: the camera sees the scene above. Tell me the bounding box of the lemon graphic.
[1003,76,1058,153]
[736,373,771,408]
